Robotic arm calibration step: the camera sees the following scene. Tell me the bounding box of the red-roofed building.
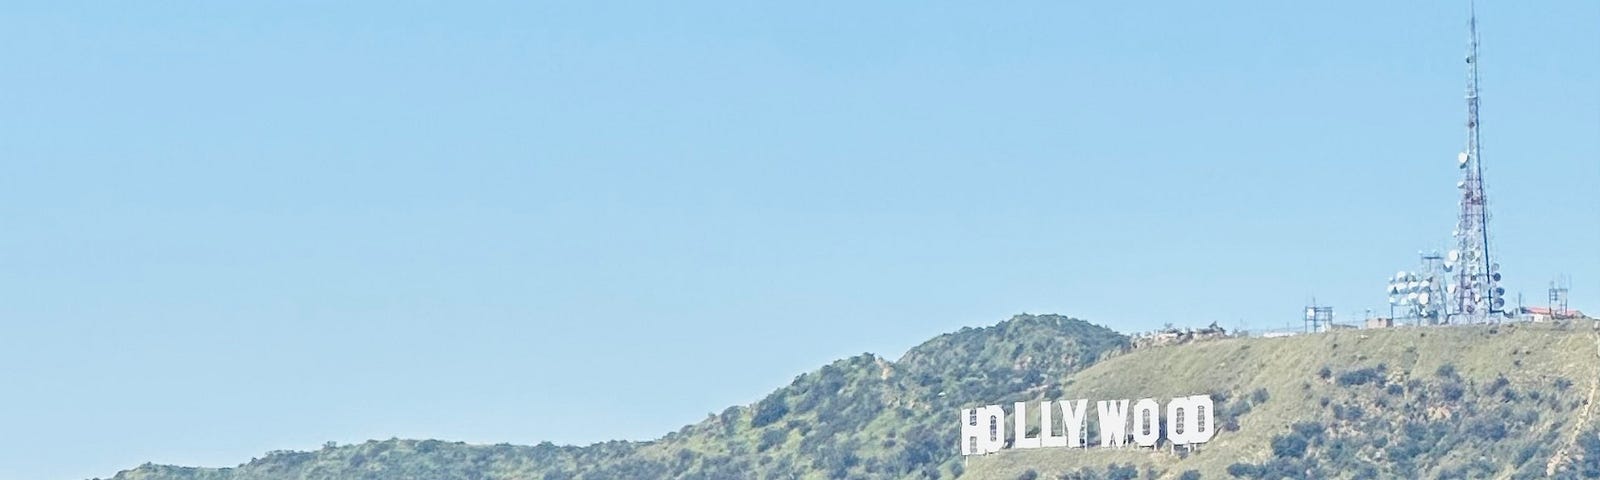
[1520,306,1588,321]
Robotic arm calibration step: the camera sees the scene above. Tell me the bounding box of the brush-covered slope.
[103,314,1128,480]
[963,322,1600,480]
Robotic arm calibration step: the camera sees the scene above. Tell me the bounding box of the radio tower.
[1448,1,1506,322]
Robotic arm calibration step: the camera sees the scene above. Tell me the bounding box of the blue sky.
[1,1,1596,479]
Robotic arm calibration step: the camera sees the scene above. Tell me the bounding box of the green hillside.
[101,316,1600,480]
[104,314,1128,480]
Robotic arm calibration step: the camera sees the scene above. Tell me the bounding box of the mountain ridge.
[103,315,1600,479]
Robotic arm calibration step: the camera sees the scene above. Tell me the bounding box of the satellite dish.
[1419,291,1431,305]
[1493,286,1506,297]
[1396,271,1408,281]
[1492,297,1506,309]
[1490,272,1502,282]
[1490,262,1500,273]
[1447,250,1461,263]
[1389,296,1400,305]
[1444,262,1455,272]
[1458,152,1470,165]
[1458,180,1467,189]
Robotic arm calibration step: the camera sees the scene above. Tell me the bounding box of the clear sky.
[1,1,1596,479]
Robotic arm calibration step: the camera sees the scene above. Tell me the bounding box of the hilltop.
[103,315,1600,480]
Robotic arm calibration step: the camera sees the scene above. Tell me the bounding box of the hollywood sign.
[961,395,1214,455]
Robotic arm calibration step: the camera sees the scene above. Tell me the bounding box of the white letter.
[1014,402,1042,449]
[1131,398,1160,447]
[1166,395,1215,445]
[1097,399,1130,448]
[961,405,1006,455]
[1040,401,1065,447]
[1188,395,1215,444]
[1061,399,1088,448]
[1166,396,1192,445]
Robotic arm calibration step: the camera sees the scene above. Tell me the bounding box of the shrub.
[1271,433,1309,458]
[1435,364,1458,379]
[751,396,790,428]
[758,428,788,452]
[1106,464,1138,480]
[1441,381,1466,401]
[1251,388,1271,404]
[1226,463,1259,478]
[1337,367,1384,386]
[1515,444,1539,466]
[1291,421,1326,440]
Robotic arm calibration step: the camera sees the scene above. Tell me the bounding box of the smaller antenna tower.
[1305,300,1334,333]
[1388,252,1447,325]
[1549,278,1571,318]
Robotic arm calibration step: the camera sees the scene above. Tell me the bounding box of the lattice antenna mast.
[1449,1,1505,322]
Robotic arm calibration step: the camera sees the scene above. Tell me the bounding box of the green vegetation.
[102,317,1600,480]
[104,314,1127,480]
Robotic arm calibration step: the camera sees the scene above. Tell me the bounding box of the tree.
[751,395,790,428]
[1271,433,1309,459]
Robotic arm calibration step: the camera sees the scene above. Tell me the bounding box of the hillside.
[101,316,1600,480]
[962,321,1600,480]
[104,314,1129,480]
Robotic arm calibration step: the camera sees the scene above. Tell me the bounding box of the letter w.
[1097,399,1130,448]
